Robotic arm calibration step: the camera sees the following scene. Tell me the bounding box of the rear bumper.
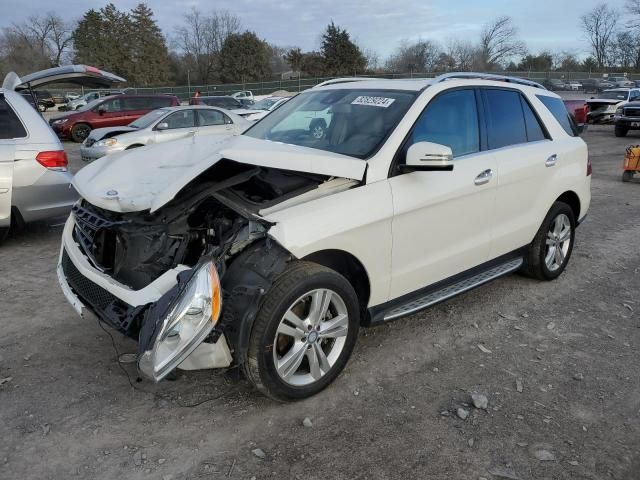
[12,170,78,223]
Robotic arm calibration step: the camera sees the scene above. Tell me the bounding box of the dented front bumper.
[57,215,232,380]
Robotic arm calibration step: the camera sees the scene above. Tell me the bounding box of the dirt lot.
[1,126,639,480]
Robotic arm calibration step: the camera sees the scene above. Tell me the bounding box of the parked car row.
[541,77,639,92]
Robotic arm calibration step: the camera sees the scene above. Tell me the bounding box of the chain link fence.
[47,71,640,102]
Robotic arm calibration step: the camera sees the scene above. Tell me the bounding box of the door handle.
[545,154,557,167]
[474,169,493,186]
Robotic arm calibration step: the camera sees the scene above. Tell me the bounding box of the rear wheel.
[521,202,576,281]
[622,171,634,182]
[38,103,47,113]
[615,126,629,137]
[71,123,91,143]
[244,262,360,401]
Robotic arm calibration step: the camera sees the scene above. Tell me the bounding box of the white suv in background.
[58,73,591,400]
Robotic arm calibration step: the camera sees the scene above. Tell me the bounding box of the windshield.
[253,97,285,111]
[243,89,417,159]
[129,109,169,129]
[600,90,628,100]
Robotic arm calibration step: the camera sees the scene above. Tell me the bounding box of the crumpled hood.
[72,134,366,213]
[87,126,137,141]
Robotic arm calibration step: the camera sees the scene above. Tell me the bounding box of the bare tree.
[626,0,640,29]
[445,38,479,71]
[385,39,442,73]
[0,12,73,75]
[479,16,526,69]
[174,8,241,84]
[362,48,380,71]
[580,4,619,68]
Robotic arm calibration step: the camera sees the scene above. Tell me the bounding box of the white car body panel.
[265,180,394,306]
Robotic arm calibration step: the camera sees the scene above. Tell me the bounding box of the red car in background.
[50,94,180,142]
[563,99,588,125]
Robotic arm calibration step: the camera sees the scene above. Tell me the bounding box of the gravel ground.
[0,125,639,480]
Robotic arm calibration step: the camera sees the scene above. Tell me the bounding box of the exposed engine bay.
[73,159,326,291]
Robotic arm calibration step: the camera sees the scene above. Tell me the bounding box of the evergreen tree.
[219,31,271,83]
[320,22,366,76]
[73,3,170,86]
[130,3,170,85]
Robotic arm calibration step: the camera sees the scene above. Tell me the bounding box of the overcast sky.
[0,0,627,58]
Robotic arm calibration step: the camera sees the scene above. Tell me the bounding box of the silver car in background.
[0,64,124,240]
[80,105,252,161]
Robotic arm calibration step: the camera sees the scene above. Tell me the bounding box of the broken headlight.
[138,261,222,381]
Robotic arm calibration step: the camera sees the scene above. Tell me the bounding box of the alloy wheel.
[544,213,572,272]
[273,288,349,386]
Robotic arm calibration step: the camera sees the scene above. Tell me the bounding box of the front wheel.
[521,202,576,281]
[622,171,634,182]
[244,262,360,401]
[71,123,91,143]
[0,226,9,243]
[615,126,629,137]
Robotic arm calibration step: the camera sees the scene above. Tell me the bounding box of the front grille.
[72,203,123,271]
[62,250,117,311]
[624,107,640,117]
[61,250,141,335]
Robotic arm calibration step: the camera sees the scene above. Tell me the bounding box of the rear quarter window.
[0,98,27,139]
[536,95,579,137]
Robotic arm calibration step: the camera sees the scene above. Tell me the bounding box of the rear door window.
[483,89,527,149]
[0,98,27,139]
[197,109,228,126]
[520,96,548,142]
[150,97,174,108]
[536,95,579,137]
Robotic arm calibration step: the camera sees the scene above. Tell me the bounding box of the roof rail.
[434,72,546,90]
[313,77,378,88]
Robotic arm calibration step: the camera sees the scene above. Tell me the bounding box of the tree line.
[2,2,640,88]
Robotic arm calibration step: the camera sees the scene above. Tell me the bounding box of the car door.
[388,88,498,299]
[0,97,23,229]
[92,97,126,128]
[479,88,558,259]
[196,109,235,136]
[153,109,196,144]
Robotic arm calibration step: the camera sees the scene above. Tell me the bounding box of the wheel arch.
[555,190,581,221]
[302,249,371,324]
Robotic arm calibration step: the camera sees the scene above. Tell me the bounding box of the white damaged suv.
[58,73,591,400]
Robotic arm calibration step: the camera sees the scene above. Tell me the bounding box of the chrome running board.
[383,257,523,321]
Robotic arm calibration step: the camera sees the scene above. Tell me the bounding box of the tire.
[71,123,91,143]
[38,103,47,113]
[244,261,360,401]
[0,226,9,243]
[521,202,576,281]
[615,126,629,137]
[622,171,634,182]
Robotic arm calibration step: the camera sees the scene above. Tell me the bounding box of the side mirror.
[156,122,169,131]
[402,141,454,172]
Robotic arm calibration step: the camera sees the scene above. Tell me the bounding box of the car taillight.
[587,157,592,176]
[36,150,68,171]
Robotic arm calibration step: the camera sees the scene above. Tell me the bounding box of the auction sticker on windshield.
[351,96,396,108]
